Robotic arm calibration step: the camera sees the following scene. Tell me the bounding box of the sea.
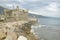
[31,17,60,40]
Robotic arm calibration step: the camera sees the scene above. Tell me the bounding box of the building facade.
[4,6,28,21]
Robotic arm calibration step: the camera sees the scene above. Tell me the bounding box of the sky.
[0,0,60,18]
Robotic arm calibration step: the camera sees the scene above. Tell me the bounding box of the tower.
[16,6,19,11]
[4,8,7,20]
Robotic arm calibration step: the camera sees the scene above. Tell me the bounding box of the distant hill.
[28,13,60,19]
[0,6,4,14]
[28,13,50,18]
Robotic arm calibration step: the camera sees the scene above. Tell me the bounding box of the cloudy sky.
[0,0,60,18]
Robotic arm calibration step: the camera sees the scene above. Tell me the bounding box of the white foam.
[31,26,38,29]
[31,25,45,29]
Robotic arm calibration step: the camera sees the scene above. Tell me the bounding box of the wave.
[31,25,46,29]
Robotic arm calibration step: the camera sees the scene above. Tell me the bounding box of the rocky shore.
[0,21,39,40]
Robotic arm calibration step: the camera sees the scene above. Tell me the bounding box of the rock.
[5,32,17,40]
[0,21,39,40]
[17,36,27,40]
[0,29,7,40]
[27,33,39,40]
[22,23,31,34]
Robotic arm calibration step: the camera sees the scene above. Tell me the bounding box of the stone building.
[4,6,28,21]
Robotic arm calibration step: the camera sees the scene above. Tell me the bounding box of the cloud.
[45,2,58,11]
[18,0,23,2]
[0,0,60,18]
[5,4,15,9]
[4,3,23,9]
[0,0,8,1]
[29,2,59,17]
[17,0,39,2]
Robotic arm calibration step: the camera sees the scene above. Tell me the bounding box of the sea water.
[32,18,60,40]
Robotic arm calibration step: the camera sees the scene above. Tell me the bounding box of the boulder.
[17,36,27,40]
[0,29,7,40]
[5,32,17,40]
